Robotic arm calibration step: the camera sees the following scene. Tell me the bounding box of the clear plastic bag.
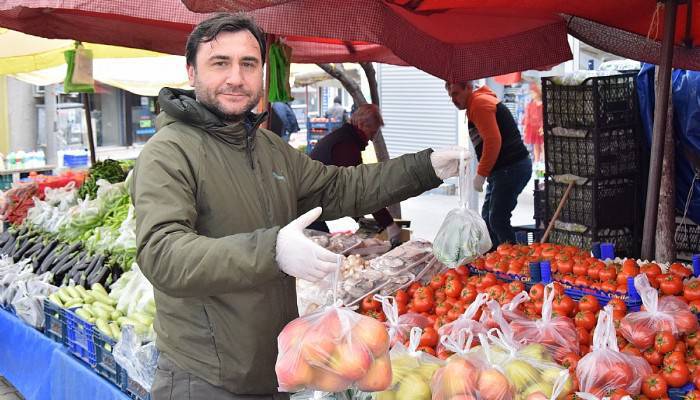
[481,329,572,400]
[433,149,492,267]
[511,283,579,363]
[377,327,444,399]
[374,295,430,347]
[11,273,57,328]
[113,324,159,392]
[620,274,698,350]
[576,305,652,398]
[481,292,530,330]
[276,271,392,393]
[437,292,489,353]
[431,329,494,400]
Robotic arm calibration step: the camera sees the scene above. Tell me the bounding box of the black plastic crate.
[119,369,151,400]
[545,126,640,178]
[94,330,121,388]
[533,179,546,228]
[43,299,65,344]
[545,177,637,228]
[676,217,700,254]
[549,226,639,258]
[542,73,637,130]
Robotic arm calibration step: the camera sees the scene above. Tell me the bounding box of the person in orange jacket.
[446,81,532,247]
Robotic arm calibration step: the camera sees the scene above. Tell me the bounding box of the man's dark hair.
[333,96,342,104]
[185,13,266,68]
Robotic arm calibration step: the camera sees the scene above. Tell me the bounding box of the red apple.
[356,354,392,391]
[351,316,390,357]
[310,367,351,392]
[440,358,479,397]
[328,341,372,381]
[477,369,512,400]
[275,352,313,391]
[301,330,336,366]
[278,318,310,353]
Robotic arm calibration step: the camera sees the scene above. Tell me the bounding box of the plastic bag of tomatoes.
[374,294,431,347]
[431,329,514,400]
[376,327,444,399]
[481,299,520,339]
[619,274,699,350]
[576,305,652,398]
[437,293,489,352]
[511,283,580,363]
[275,274,392,393]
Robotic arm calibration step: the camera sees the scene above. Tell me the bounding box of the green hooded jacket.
[131,88,442,395]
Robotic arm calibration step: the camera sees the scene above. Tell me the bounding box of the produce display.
[77,159,130,200]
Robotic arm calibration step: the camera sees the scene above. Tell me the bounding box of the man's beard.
[194,81,262,123]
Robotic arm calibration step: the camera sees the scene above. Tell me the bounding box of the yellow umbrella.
[0,28,164,76]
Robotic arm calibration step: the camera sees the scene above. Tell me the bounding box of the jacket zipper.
[245,113,273,225]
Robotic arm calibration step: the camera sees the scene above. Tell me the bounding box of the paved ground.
[0,377,23,400]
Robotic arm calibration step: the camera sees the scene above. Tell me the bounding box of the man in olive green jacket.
[132,13,467,400]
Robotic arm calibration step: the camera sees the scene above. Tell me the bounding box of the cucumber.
[92,307,111,321]
[81,304,95,318]
[92,301,115,313]
[109,322,121,340]
[65,286,80,299]
[110,310,123,321]
[63,298,83,308]
[130,312,154,327]
[48,293,64,307]
[96,318,112,338]
[91,282,109,296]
[75,308,92,321]
[91,291,116,306]
[56,288,75,304]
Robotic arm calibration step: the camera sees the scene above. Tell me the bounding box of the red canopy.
[0,0,573,81]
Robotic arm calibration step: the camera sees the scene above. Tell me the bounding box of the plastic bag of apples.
[576,305,652,398]
[275,272,392,393]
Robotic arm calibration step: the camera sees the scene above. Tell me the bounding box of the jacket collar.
[158,87,267,150]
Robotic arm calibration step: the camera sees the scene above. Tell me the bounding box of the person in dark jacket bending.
[308,104,401,242]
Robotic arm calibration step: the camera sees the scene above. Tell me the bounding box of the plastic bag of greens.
[576,305,651,398]
[433,148,491,267]
[377,327,444,399]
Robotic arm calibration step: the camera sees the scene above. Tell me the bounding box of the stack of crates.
[305,118,343,154]
[542,73,643,257]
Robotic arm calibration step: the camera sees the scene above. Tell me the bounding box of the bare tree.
[317,62,401,218]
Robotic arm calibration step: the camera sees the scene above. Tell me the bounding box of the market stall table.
[0,309,129,400]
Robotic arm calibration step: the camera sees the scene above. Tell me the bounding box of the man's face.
[358,121,381,140]
[447,83,471,110]
[187,30,263,122]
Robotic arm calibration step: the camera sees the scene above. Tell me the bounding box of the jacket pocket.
[202,304,223,383]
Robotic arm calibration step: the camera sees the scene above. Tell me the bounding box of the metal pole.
[641,0,678,260]
[82,93,96,166]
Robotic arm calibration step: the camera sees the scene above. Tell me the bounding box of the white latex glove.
[385,222,402,242]
[276,207,341,282]
[430,147,472,179]
[473,174,486,192]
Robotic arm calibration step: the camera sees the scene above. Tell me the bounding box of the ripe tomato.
[363,309,386,322]
[578,295,601,313]
[407,282,422,297]
[664,351,686,366]
[693,370,700,389]
[621,259,640,275]
[656,332,678,354]
[397,301,408,315]
[599,266,618,282]
[447,305,464,322]
[487,284,505,301]
[676,311,700,334]
[416,345,436,356]
[560,352,580,371]
[430,274,446,290]
[444,279,463,299]
[434,288,447,301]
[419,326,439,347]
[608,298,627,313]
[572,263,588,277]
[689,300,700,314]
[662,362,690,388]
[395,289,409,304]
[688,332,700,347]
[575,310,596,330]
[660,274,683,296]
[529,283,545,301]
[641,263,663,285]
[455,265,469,276]
[553,295,576,317]
[460,285,477,303]
[670,263,692,279]
[622,343,642,357]
[508,281,525,295]
[674,341,687,354]
[617,271,634,288]
[576,326,591,345]
[433,315,449,330]
[609,388,630,400]
[601,280,618,293]
[360,295,381,312]
[642,374,668,399]
[644,348,664,366]
[575,276,593,287]
[413,287,434,313]
[434,302,450,317]
[685,280,700,302]
[694,343,700,359]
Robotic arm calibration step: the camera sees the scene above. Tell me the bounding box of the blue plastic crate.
[64,308,97,366]
[669,383,695,400]
[560,283,642,311]
[43,299,66,344]
[467,266,537,290]
[94,330,121,388]
[119,368,151,400]
[0,175,13,191]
